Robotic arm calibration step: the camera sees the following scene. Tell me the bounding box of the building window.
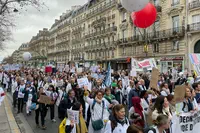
[134,27,140,36]
[122,30,127,40]
[122,12,127,22]
[153,43,159,53]
[172,41,179,51]
[172,0,180,6]
[112,50,114,57]
[153,21,160,32]
[122,47,125,55]
[192,14,200,24]
[153,0,159,6]
[172,15,179,32]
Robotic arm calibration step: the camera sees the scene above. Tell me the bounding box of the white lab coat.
[0,87,5,106]
[84,96,110,133]
[104,120,129,133]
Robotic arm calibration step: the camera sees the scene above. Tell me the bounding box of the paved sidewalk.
[0,96,21,133]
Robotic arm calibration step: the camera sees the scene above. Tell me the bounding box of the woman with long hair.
[104,104,129,133]
[152,96,172,122]
[127,124,143,133]
[176,87,198,113]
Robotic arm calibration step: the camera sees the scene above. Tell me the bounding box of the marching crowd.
[0,67,199,133]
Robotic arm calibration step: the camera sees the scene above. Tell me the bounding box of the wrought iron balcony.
[187,22,200,32]
[118,26,185,45]
[87,1,116,18]
[91,17,106,27]
[72,27,84,34]
[189,1,200,10]
[85,26,117,39]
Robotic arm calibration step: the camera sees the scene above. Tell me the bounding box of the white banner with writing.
[171,111,200,133]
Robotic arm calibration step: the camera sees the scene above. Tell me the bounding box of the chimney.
[66,10,71,14]
[55,19,59,23]
[43,28,48,31]
[71,5,81,10]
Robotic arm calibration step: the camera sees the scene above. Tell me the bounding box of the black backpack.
[144,127,156,133]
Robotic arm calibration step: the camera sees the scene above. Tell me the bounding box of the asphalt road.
[7,93,61,133]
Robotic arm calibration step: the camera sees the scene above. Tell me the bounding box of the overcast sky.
[1,0,88,60]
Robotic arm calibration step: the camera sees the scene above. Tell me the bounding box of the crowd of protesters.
[0,66,199,133]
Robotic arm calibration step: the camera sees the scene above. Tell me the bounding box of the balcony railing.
[85,26,117,38]
[187,22,200,32]
[189,1,200,10]
[91,17,106,26]
[118,26,185,44]
[87,1,116,18]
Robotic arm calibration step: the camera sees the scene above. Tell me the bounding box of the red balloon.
[131,3,157,28]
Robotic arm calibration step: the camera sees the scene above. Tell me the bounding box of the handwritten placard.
[149,68,159,89]
[67,109,79,124]
[174,85,186,103]
[39,95,52,104]
[77,78,89,88]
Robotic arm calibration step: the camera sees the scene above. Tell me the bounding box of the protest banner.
[39,95,52,104]
[174,85,186,103]
[171,111,200,133]
[149,68,159,89]
[67,109,79,124]
[189,54,200,76]
[77,78,89,88]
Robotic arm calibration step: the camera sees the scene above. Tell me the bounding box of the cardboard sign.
[174,85,186,103]
[149,68,159,89]
[77,78,89,88]
[39,95,52,104]
[67,109,79,124]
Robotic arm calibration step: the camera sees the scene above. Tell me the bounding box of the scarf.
[76,115,88,133]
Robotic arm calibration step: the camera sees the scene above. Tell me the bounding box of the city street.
[7,93,61,133]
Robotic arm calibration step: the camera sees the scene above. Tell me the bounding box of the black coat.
[58,97,77,119]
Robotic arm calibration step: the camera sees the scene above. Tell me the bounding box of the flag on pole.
[105,62,112,87]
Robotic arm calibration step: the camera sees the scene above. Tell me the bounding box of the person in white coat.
[0,87,5,106]
[104,104,129,133]
[84,86,110,133]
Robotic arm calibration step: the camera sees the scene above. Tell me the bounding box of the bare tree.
[2,56,13,64]
[0,0,46,50]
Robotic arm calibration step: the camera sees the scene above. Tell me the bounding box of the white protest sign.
[91,73,98,79]
[171,111,200,133]
[64,65,69,72]
[77,78,89,88]
[131,58,138,70]
[130,70,137,77]
[77,68,83,73]
[67,109,79,124]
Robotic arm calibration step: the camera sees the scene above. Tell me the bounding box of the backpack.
[144,127,156,133]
